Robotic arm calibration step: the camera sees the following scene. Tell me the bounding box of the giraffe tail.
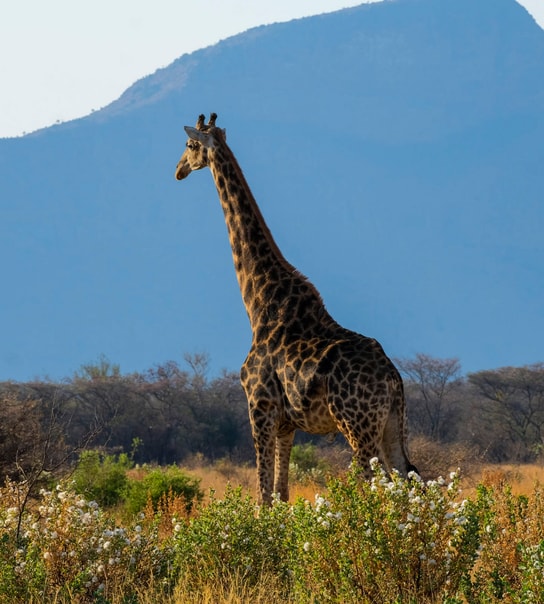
[385,375,419,478]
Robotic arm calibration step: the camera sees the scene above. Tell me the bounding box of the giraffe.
[175,113,418,504]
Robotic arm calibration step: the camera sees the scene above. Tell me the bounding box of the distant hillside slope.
[1,0,543,381]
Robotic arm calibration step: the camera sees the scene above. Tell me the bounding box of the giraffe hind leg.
[338,419,390,478]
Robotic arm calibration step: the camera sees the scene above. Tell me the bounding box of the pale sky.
[1,0,543,138]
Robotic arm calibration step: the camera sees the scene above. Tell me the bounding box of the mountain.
[1,0,543,382]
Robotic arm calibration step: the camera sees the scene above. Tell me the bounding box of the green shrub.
[124,465,203,515]
[289,443,329,486]
[72,450,132,508]
[172,486,292,592]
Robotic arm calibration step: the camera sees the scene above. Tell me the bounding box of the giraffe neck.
[207,140,326,330]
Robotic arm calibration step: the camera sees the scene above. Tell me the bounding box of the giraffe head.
[175,113,225,180]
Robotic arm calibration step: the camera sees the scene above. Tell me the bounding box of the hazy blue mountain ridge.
[1,0,543,381]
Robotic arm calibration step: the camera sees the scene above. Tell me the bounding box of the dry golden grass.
[169,572,292,604]
[182,455,326,504]
[184,455,255,500]
[460,463,544,498]
[181,448,544,510]
[181,448,544,506]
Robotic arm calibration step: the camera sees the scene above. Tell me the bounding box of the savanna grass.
[3,462,544,603]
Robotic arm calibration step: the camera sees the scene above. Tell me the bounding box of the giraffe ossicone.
[175,113,418,504]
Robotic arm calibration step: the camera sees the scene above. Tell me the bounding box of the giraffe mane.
[226,143,325,305]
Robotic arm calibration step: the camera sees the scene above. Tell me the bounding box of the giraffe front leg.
[253,432,276,505]
[249,402,278,505]
[274,430,295,502]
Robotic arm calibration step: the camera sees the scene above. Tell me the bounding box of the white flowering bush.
[0,480,170,602]
[286,460,481,603]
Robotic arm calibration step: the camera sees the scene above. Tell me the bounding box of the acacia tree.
[396,353,463,441]
[468,363,544,462]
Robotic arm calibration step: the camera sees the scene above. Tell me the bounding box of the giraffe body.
[175,114,417,504]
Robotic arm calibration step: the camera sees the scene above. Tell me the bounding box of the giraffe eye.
[187,141,199,150]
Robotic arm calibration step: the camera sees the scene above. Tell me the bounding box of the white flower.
[454,516,467,526]
[303,542,311,552]
[43,552,52,561]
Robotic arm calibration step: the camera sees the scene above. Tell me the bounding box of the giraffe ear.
[184,126,209,142]
[183,125,226,144]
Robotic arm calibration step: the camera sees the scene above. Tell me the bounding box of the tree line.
[1,352,543,483]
